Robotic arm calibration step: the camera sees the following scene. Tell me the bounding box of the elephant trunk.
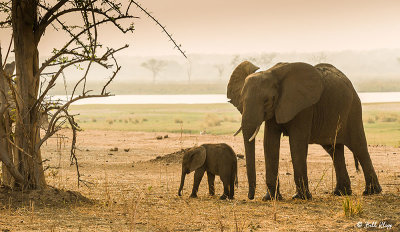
[178,169,186,196]
[242,125,258,200]
[241,101,265,200]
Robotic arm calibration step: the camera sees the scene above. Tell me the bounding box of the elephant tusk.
[233,127,242,136]
[248,125,260,142]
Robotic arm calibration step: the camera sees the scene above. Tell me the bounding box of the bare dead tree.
[309,52,328,64]
[141,59,168,84]
[186,60,192,84]
[258,52,276,67]
[230,55,241,68]
[0,0,185,189]
[230,53,276,70]
[213,64,225,81]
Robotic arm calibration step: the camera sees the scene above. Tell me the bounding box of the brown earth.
[0,130,399,231]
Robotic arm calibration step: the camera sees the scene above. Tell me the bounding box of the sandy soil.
[1,130,399,231]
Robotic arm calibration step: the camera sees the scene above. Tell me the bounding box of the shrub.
[381,116,397,122]
[204,114,223,127]
[175,119,183,124]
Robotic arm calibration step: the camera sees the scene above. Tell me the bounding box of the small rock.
[86,149,90,151]
[124,148,130,152]
[164,135,169,138]
[108,153,113,156]
[110,147,118,152]
[236,154,244,159]
[156,156,162,159]
[286,172,292,175]
[156,136,163,140]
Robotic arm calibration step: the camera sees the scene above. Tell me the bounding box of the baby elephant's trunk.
[178,169,186,196]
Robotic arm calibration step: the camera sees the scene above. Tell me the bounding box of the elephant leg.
[229,172,235,200]
[263,121,282,201]
[322,144,352,195]
[219,175,230,200]
[287,109,312,200]
[345,107,381,195]
[190,167,206,198]
[346,139,381,195]
[207,171,215,196]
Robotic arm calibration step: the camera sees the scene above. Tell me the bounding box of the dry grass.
[0,130,399,231]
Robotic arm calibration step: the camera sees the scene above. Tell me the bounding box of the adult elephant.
[227,61,381,200]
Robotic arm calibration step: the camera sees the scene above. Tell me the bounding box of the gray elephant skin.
[227,61,381,200]
[178,143,238,200]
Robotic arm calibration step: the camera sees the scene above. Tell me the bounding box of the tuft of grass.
[204,114,223,127]
[342,196,363,217]
[381,116,397,122]
[175,119,183,124]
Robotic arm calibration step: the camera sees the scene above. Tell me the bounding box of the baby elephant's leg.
[229,173,235,199]
[207,171,215,196]
[219,176,230,200]
[190,167,205,198]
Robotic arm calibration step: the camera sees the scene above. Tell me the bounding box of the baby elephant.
[178,143,238,200]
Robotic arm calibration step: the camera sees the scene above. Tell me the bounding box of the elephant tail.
[353,153,360,172]
[234,160,238,188]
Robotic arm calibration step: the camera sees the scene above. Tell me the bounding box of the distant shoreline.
[47,80,400,96]
[52,92,400,105]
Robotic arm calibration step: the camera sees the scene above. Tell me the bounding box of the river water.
[53,92,400,105]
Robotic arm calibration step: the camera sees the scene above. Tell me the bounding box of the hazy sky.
[1,0,400,56]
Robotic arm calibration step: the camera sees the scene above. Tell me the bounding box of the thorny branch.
[0,0,186,187]
[130,1,187,58]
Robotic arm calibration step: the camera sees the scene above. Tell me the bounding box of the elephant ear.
[272,62,324,124]
[189,146,206,172]
[4,61,15,76]
[227,61,259,114]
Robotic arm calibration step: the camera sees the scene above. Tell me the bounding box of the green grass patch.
[70,102,400,146]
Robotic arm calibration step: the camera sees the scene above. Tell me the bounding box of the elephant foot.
[248,188,255,200]
[292,191,312,200]
[262,192,282,201]
[363,183,382,195]
[219,194,228,200]
[189,193,198,198]
[333,186,352,196]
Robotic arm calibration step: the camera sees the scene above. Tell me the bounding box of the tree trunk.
[11,0,46,189]
[0,76,14,186]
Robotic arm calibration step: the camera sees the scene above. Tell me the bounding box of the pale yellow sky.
[1,0,400,56]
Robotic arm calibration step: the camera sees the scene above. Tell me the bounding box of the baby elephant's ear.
[189,146,206,172]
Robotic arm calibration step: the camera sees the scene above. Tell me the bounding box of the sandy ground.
[1,129,400,231]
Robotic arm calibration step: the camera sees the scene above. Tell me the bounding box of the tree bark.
[0,71,14,186]
[11,0,46,189]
